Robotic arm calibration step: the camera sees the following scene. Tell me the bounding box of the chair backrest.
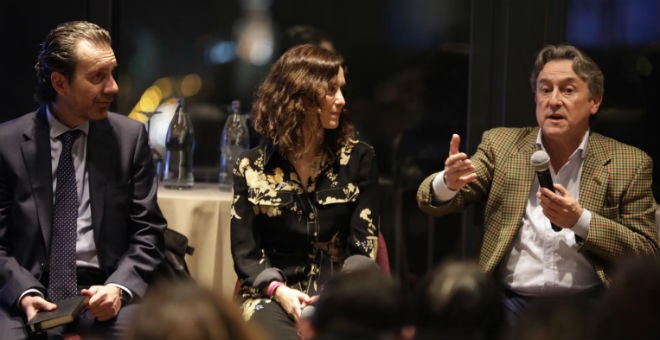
[376,231,391,276]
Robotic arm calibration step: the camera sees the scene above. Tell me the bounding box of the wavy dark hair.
[252,44,355,158]
[34,21,111,104]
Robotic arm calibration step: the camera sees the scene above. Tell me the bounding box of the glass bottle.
[218,100,250,190]
[163,98,195,189]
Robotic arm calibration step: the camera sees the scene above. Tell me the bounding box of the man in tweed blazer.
[417,45,658,321]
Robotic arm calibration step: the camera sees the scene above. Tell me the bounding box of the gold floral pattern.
[240,298,271,321]
[339,139,358,165]
[317,183,360,204]
[230,194,241,220]
[359,208,377,235]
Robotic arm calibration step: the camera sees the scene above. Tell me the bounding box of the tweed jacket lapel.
[579,132,610,213]
[481,128,539,273]
[577,132,612,283]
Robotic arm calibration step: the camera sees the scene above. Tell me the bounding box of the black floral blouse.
[230,139,380,307]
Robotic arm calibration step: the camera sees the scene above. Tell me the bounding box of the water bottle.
[219,100,250,190]
[163,98,195,189]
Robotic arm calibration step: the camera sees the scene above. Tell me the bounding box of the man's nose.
[549,89,562,107]
[105,76,119,94]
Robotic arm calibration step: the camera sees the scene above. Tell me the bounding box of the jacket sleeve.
[0,147,47,309]
[581,150,659,260]
[346,144,380,259]
[105,123,166,298]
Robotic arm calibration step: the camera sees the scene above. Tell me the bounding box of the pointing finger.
[449,134,461,156]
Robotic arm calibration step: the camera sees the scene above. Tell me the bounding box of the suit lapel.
[501,130,537,236]
[483,128,538,272]
[87,119,111,239]
[513,133,538,210]
[580,133,610,212]
[20,108,53,247]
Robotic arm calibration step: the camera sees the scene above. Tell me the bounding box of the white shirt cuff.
[571,209,591,239]
[17,289,44,308]
[431,170,459,202]
[107,283,133,302]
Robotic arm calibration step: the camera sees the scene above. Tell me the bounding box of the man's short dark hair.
[34,21,112,104]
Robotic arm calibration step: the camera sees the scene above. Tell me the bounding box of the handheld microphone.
[530,150,561,232]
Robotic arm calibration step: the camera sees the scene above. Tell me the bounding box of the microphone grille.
[530,150,550,172]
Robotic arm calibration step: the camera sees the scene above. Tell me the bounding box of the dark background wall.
[2,0,658,289]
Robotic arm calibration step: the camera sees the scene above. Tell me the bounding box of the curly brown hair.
[252,44,355,158]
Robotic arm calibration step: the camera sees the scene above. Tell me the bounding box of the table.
[157,183,237,299]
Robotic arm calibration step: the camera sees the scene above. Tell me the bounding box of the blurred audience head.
[251,44,354,158]
[35,21,112,105]
[529,44,604,100]
[593,255,660,340]
[281,25,334,53]
[413,259,503,340]
[311,266,407,340]
[341,254,379,273]
[506,296,595,340]
[124,280,265,340]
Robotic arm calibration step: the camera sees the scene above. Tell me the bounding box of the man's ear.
[51,71,68,96]
[590,95,603,115]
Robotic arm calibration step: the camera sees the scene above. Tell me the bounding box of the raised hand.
[443,134,477,190]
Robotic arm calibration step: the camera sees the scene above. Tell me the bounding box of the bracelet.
[267,281,284,297]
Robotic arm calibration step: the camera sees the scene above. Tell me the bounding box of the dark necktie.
[48,130,80,301]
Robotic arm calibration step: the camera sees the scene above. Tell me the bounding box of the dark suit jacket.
[417,127,659,284]
[0,106,166,311]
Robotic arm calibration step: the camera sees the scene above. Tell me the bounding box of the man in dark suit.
[0,21,166,338]
[417,45,658,324]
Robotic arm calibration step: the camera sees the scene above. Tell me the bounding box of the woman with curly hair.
[230,44,381,338]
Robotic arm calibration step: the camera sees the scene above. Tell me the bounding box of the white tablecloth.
[157,183,237,298]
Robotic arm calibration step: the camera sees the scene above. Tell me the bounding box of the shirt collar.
[535,129,589,161]
[46,105,90,139]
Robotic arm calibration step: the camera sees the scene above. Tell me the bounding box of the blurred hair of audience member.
[592,255,660,340]
[506,295,596,340]
[124,280,266,340]
[413,259,504,340]
[310,267,411,340]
